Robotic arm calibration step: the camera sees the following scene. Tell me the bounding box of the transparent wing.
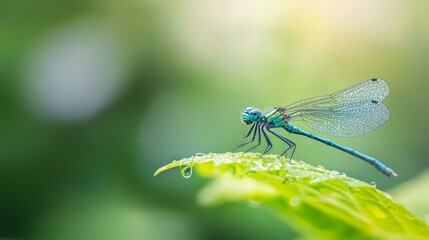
[286,78,389,110]
[286,79,390,137]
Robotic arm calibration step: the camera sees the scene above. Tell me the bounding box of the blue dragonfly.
[235,78,397,177]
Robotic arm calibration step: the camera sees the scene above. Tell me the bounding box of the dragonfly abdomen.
[286,123,397,177]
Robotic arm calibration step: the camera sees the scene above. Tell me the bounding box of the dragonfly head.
[241,107,262,124]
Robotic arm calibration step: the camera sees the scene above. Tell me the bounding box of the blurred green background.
[1,0,429,239]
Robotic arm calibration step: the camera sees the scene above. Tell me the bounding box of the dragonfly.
[234,78,397,177]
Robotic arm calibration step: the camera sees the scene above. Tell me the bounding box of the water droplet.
[180,165,192,178]
[213,156,225,166]
[271,161,282,170]
[370,181,377,187]
[195,152,205,157]
[339,172,347,177]
[298,160,306,165]
[316,165,325,170]
[384,193,393,200]
[172,160,178,164]
[289,197,300,207]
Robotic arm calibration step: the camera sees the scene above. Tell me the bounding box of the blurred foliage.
[392,170,429,224]
[155,153,429,240]
[1,0,429,239]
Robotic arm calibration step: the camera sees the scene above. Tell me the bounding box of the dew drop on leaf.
[370,181,377,187]
[180,165,192,178]
[384,193,393,199]
[289,197,300,207]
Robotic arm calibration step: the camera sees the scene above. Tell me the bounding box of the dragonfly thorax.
[241,107,262,124]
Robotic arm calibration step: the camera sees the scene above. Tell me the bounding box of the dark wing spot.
[371,100,379,104]
[371,78,379,81]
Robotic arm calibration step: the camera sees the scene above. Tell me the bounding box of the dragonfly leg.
[233,122,260,152]
[241,123,256,139]
[267,127,296,161]
[283,141,296,161]
[242,122,263,154]
[261,125,273,155]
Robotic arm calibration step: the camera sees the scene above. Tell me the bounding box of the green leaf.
[154,153,429,240]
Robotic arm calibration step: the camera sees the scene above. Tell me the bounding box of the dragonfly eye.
[249,109,262,121]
